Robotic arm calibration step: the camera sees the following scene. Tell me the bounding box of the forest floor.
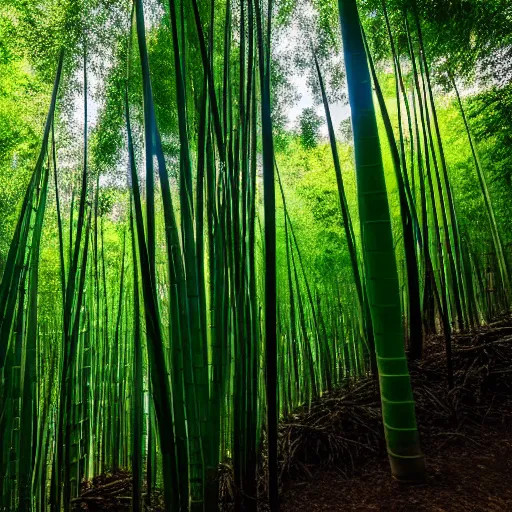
[281,420,512,511]
[281,315,512,511]
[74,315,512,511]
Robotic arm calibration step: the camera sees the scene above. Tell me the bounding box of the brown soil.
[73,470,165,511]
[281,316,512,512]
[282,425,512,511]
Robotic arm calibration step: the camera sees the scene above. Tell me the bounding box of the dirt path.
[282,421,512,511]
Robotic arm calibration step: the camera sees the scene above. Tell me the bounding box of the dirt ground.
[282,425,512,511]
[76,317,512,511]
[281,317,512,512]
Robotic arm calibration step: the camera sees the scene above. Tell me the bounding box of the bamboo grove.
[0,0,510,510]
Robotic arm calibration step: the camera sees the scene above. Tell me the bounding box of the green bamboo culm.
[254,0,279,506]
[314,54,376,375]
[125,87,180,511]
[129,198,143,512]
[450,73,510,302]
[337,0,426,482]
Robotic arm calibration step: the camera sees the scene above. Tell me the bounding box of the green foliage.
[467,84,512,189]
[0,59,51,269]
[298,107,323,149]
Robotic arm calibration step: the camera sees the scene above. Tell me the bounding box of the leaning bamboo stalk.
[0,51,64,371]
[361,30,424,359]
[338,0,425,481]
[314,54,376,371]
[19,165,50,510]
[451,74,510,300]
[125,87,180,511]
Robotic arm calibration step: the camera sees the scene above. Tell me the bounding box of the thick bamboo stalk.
[338,0,425,481]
